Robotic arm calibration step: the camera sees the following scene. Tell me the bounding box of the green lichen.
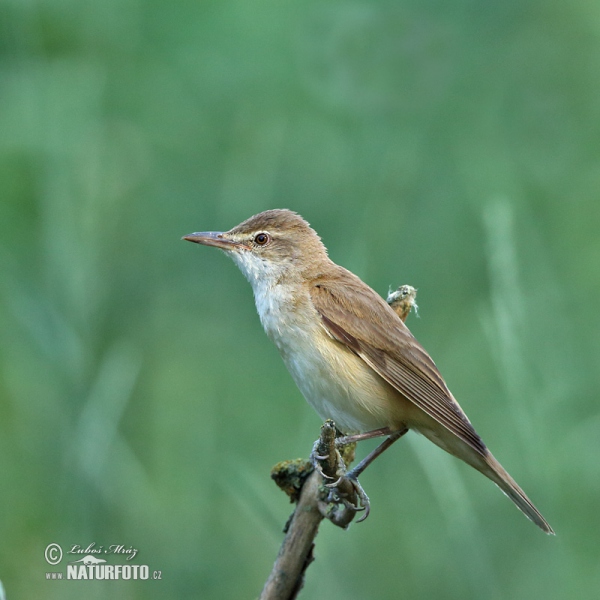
[271,459,314,503]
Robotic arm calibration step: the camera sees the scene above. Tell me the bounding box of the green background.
[1,0,598,598]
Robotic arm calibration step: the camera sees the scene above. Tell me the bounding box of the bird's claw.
[312,453,329,461]
[311,460,332,480]
[310,432,371,525]
[310,440,330,463]
[310,440,344,480]
[347,474,371,522]
[319,472,371,525]
[325,475,344,488]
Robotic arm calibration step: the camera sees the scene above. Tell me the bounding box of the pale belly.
[233,247,418,435]
[268,318,406,434]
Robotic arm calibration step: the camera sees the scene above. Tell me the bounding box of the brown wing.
[309,270,487,457]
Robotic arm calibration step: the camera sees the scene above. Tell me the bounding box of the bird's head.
[183,209,328,286]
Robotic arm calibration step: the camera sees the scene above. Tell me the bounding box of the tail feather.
[415,424,554,533]
[482,452,554,535]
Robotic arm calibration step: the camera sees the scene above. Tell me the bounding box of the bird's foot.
[327,470,370,521]
[317,462,371,526]
[345,471,371,522]
[310,421,371,527]
[310,439,344,480]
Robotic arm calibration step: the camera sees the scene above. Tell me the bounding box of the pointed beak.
[182,231,241,251]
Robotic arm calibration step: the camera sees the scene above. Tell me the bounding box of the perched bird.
[183,209,553,534]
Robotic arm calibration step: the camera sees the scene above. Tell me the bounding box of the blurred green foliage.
[1,0,599,598]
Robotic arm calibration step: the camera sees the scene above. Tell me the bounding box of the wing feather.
[311,275,487,457]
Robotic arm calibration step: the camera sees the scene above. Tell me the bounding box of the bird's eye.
[254,233,270,246]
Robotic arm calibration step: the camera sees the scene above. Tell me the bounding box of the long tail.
[416,424,554,533]
[481,452,554,535]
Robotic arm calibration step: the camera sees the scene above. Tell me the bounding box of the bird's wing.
[309,273,487,456]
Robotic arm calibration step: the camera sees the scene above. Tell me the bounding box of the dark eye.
[254,233,270,246]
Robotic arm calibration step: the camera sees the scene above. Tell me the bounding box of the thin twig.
[259,420,358,600]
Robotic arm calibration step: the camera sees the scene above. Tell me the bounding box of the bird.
[183,209,554,534]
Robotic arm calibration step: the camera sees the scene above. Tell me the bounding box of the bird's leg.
[328,427,409,522]
[335,427,392,447]
[318,427,389,486]
[347,427,408,479]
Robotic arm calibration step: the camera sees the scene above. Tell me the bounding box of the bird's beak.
[182,231,241,251]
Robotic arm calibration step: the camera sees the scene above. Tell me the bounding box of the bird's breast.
[252,283,410,434]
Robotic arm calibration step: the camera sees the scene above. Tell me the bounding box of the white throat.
[227,250,296,335]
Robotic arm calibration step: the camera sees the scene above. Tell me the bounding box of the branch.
[259,420,358,600]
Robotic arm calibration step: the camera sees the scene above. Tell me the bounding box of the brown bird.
[183,209,553,534]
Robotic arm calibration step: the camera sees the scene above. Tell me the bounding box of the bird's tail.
[480,452,554,535]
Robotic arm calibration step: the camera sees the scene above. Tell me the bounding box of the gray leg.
[348,428,409,479]
[335,427,392,447]
[328,428,409,523]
